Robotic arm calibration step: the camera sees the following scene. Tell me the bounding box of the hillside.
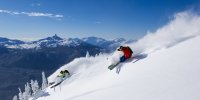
[32,35,200,100]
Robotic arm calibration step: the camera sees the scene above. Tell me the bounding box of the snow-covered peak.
[82,37,107,45]
[0,37,25,46]
[52,34,63,40]
[112,38,126,43]
[60,38,82,46]
[33,34,63,44]
[19,37,82,49]
[82,37,134,51]
[82,37,127,45]
[37,34,63,42]
[5,35,84,49]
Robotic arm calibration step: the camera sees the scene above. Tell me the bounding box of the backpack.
[127,46,133,54]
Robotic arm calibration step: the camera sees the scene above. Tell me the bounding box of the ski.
[108,62,120,70]
[50,81,63,88]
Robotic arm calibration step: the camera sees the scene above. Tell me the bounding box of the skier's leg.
[49,82,53,85]
[120,56,126,62]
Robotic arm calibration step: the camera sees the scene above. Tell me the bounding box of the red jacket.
[121,47,133,59]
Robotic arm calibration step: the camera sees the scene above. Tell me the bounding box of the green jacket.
[58,71,70,78]
[58,73,66,78]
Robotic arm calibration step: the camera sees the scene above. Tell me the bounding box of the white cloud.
[27,12,52,17]
[94,21,102,24]
[0,9,11,13]
[0,9,64,19]
[31,3,42,7]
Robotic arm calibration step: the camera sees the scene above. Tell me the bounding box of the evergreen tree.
[13,95,18,100]
[23,92,27,100]
[30,80,39,95]
[34,80,39,92]
[23,83,31,100]
[24,82,31,98]
[86,51,90,58]
[95,53,98,57]
[18,88,23,100]
[42,71,48,90]
[30,80,34,96]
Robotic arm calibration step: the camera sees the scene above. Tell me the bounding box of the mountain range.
[82,37,136,51]
[0,37,25,46]
[1,34,134,51]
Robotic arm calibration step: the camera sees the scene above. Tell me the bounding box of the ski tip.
[108,67,113,70]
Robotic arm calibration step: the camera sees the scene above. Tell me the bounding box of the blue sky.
[0,0,199,41]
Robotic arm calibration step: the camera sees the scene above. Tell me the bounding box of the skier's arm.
[67,72,70,75]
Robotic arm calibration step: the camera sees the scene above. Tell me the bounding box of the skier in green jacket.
[57,70,70,78]
[49,70,70,88]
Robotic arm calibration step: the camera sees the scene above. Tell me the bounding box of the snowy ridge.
[32,10,200,100]
[3,35,130,50]
[6,35,83,49]
[82,37,131,51]
[0,37,24,46]
[18,38,82,49]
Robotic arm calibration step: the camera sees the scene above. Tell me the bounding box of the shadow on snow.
[116,54,148,74]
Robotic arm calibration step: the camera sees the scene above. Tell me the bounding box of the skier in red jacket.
[108,46,133,70]
[117,46,133,62]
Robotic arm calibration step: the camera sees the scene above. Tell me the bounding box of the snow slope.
[33,10,200,100]
[34,35,200,100]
